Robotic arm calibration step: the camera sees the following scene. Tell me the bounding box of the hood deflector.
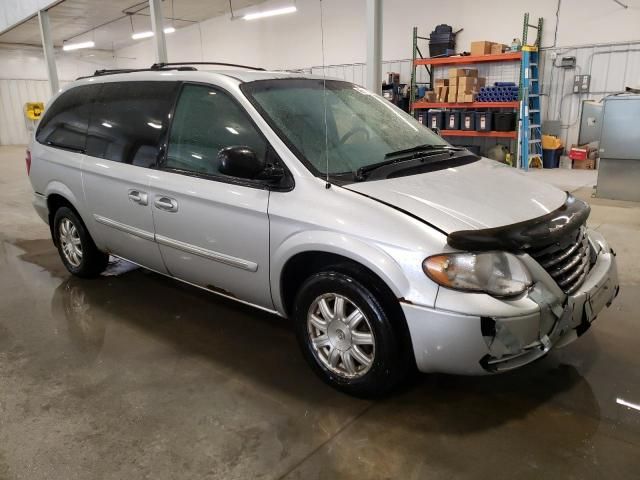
[447,194,590,251]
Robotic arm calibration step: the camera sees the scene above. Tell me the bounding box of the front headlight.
[423,251,532,297]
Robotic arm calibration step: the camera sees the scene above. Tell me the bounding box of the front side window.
[36,85,97,152]
[241,79,450,177]
[86,81,179,167]
[165,84,267,177]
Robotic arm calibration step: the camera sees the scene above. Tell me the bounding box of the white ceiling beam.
[0,0,60,35]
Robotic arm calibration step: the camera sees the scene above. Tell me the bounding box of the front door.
[82,81,180,273]
[148,83,273,309]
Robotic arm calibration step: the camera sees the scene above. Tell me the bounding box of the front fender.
[270,230,411,315]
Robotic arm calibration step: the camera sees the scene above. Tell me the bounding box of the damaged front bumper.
[403,231,619,375]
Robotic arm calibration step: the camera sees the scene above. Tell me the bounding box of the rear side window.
[36,85,96,152]
[86,81,179,167]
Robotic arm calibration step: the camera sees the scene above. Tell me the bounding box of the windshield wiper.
[384,144,464,160]
[355,145,465,181]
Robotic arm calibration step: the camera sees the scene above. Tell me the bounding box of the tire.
[293,270,408,397]
[53,207,109,278]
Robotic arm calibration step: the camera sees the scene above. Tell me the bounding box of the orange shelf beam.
[415,52,522,66]
[413,101,519,109]
[440,130,517,138]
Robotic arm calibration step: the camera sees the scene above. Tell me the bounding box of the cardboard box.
[573,158,596,170]
[477,77,486,88]
[490,43,506,55]
[434,78,449,88]
[424,91,437,102]
[471,41,495,56]
[458,92,476,103]
[436,86,449,102]
[456,91,474,102]
[464,93,477,103]
[448,86,458,102]
[448,68,478,78]
[457,76,479,89]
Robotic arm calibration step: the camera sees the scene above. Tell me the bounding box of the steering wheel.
[339,127,370,145]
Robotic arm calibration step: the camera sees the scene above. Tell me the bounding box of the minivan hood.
[344,158,567,234]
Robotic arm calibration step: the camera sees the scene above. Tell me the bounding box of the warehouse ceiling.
[0,0,267,50]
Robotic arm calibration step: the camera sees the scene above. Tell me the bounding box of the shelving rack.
[410,14,543,167]
[409,48,522,142]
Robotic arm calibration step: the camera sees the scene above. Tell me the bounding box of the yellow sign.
[24,102,45,121]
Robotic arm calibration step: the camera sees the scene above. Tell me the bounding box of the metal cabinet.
[596,95,640,202]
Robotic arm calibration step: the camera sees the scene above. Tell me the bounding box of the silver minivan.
[28,64,619,396]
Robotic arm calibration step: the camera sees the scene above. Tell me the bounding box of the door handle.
[128,189,148,205]
[154,196,179,212]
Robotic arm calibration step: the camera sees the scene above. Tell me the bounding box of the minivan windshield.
[241,79,451,178]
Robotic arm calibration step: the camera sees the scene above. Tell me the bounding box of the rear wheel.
[53,207,108,278]
[293,270,407,397]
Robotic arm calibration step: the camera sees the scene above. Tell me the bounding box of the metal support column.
[37,9,59,95]
[366,0,382,94]
[149,0,168,63]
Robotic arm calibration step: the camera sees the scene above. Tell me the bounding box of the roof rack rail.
[76,66,197,80]
[76,62,265,81]
[150,62,265,71]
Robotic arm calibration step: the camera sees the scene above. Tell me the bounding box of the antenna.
[319,0,331,189]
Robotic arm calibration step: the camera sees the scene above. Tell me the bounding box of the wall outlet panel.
[574,74,591,93]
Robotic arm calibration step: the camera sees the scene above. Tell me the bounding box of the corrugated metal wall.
[0,79,68,146]
[541,41,640,148]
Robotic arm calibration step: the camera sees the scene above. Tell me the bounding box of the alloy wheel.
[307,293,375,378]
[59,218,83,268]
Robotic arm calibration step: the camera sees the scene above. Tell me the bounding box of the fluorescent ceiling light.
[132,31,154,40]
[132,27,176,40]
[243,6,297,20]
[63,41,95,51]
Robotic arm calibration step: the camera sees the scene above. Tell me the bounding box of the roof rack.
[77,66,196,80]
[76,61,265,80]
[150,62,265,71]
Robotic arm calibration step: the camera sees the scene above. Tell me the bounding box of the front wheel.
[293,271,407,397]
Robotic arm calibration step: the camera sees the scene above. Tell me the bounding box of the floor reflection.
[6,237,637,479]
[49,270,601,432]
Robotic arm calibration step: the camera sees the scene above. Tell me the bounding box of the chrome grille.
[528,227,592,295]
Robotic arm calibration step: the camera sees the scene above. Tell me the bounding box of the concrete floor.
[1,144,640,479]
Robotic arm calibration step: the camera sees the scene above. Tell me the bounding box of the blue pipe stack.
[476,82,518,102]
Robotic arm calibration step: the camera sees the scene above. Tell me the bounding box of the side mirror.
[256,164,286,182]
[217,146,266,179]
